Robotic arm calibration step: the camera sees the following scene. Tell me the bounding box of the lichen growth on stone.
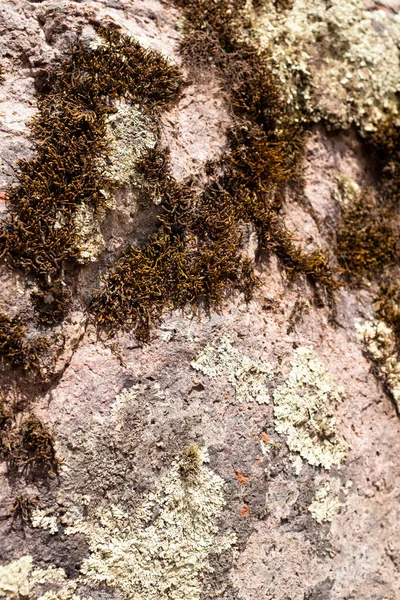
[105,100,157,188]
[273,347,348,469]
[0,556,67,599]
[254,0,400,132]
[308,479,353,524]
[308,481,341,524]
[356,319,400,412]
[332,172,361,207]
[30,507,59,535]
[63,447,235,600]
[191,336,271,404]
[73,100,157,264]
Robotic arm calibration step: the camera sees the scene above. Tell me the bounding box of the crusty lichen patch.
[105,100,157,187]
[64,447,234,600]
[0,556,67,599]
[308,479,353,524]
[74,101,157,264]
[332,172,361,207]
[254,0,400,132]
[30,507,59,535]
[356,319,400,412]
[308,481,341,524]
[1,447,233,600]
[273,347,348,469]
[191,336,271,404]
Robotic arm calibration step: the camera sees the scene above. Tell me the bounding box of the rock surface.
[0,1,400,600]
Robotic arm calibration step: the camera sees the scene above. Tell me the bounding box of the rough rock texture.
[1,1,400,600]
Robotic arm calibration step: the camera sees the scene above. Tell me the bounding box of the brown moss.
[0,310,51,371]
[18,417,59,478]
[179,443,202,481]
[0,27,182,324]
[336,189,398,277]
[91,3,336,340]
[8,495,40,525]
[0,398,13,456]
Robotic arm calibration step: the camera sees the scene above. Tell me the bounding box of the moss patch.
[336,188,398,278]
[0,409,59,480]
[0,310,51,373]
[0,27,182,325]
[91,1,337,341]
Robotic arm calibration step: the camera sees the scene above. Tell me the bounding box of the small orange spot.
[255,457,263,463]
[240,504,250,519]
[225,393,230,399]
[234,469,249,486]
[261,433,269,444]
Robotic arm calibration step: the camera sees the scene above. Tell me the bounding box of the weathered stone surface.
[1,1,400,600]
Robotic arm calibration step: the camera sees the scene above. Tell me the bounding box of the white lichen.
[105,100,157,187]
[254,0,400,132]
[73,201,108,264]
[308,479,353,524]
[74,96,157,264]
[332,171,361,207]
[191,336,272,404]
[64,447,235,600]
[308,481,341,524]
[0,556,67,599]
[356,319,400,411]
[273,347,348,469]
[31,508,59,535]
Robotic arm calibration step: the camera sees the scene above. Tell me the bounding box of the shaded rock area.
[0,1,400,600]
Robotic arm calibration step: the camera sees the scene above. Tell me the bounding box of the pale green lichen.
[1,449,233,600]
[0,556,67,599]
[191,336,271,404]
[332,172,361,207]
[74,99,157,264]
[356,319,400,412]
[73,201,108,264]
[308,481,341,524]
[30,508,59,535]
[64,447,235,600]
[273,347,348,469]
[308,479,353,524]
[254,0,400,132]
[105,100,157,187]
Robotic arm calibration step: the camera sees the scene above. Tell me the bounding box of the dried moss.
[0,27,182,324]
[91,146,257,341]
[336,189,398,278]
[8,495,40,526]
[92,2,336,340]
[0,310,51,371]
[1,411,59,480]
[336,120,400,360]
[179,443,202,481]
[175,0,336,283]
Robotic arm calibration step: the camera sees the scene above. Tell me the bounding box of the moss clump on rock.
[0,310,51,372]
[0,406,59,479]
[336,189,398,278]
[0,27,182,325]
[92,1,337,341]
